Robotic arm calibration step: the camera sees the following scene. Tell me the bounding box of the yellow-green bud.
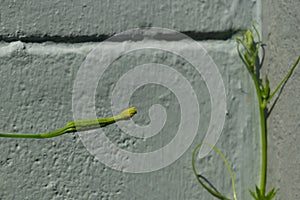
[119,107,137,119]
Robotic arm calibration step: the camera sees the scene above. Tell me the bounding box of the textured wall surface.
[1,0,297,199]
[0,0,257,40]
[262,1,300,199]
[0,40,260,200]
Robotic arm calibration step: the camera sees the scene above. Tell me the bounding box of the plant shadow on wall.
[192,24,300,200]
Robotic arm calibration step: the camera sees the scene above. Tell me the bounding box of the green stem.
[259,103,267,195]
[250,72,267,195]
[267,56,300,103]
[0,107,137,139]
[192,143,233,200]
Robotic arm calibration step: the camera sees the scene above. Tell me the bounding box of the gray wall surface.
[0,0,298,199]
[262,1,300,199]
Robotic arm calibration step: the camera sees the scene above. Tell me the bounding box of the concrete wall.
[262,1,300,199]
[0,0,298,199]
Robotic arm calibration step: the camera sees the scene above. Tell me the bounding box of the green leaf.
[255,186,262,199]
[249,189,258,200]
[265,75,270,97]
[266,188,277,199]
[246,30,255,53]
[249,186,277,200]
[262,75,270,99]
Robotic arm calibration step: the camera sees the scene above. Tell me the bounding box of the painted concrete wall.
[0,0,298,199]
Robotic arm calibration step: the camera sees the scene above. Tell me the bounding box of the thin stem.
[249,72,267,195]
[252,24,261,44]
[259,104,267,195]
[192,143,236,200]
[0,107,137,139]
[237,43,251,70]
[267,56,300,103]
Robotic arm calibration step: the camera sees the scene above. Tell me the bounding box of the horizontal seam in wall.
[0,30,242,43]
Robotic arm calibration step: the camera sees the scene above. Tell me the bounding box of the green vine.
[192,24,300,200]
